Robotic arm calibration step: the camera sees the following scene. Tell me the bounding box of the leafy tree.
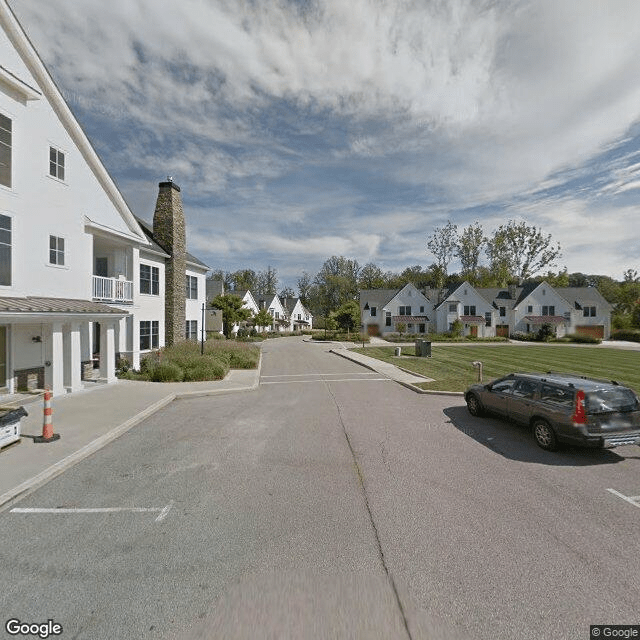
[485,220,561,283]
[210,294,252,337]
[457,222,485,284]
[396,322,406,335]
[256,266,278,295]
[252,308,274,332]
[311,256,360,318]
[358,263,387,289]
[297,272,313,308]
[427,221,458,287]
[332,300,361,333]
[231,269,258,291]
[209,270,234,291]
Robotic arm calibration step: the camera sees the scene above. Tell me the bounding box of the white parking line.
[11,501,175,522]
[261,373,380,378]
[607,488,640,509]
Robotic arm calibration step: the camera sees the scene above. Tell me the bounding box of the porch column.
[63,322,82,392]
[99,320,117,383]
[45,322,65,395]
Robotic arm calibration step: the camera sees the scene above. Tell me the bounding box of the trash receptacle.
[415,339,432,357]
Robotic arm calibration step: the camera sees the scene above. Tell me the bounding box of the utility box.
[415,339,432,357]
[0,406,27,449]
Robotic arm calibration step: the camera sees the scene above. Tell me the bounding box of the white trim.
[0,63,40,100]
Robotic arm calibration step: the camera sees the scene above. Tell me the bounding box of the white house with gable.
[434,282,497,337]
[360,283,432,336]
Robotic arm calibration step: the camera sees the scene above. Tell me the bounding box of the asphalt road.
[1,337,639,639]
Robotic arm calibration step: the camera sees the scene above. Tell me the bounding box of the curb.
[0,354,263,511]
[330,349,464,396]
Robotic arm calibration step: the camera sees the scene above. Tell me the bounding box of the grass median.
[351,344,640,393]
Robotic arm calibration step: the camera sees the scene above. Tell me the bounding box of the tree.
[256,266,278,295]
[252,308,274,332]
[485,220,561,283]
[231,269,257,291]
[209,294,252,337]
[457,222,485,284]
[332,300,361,333]
[278,286,296,300]
[311,256,360,318]
[358,263,387,289]
[297,272,313,308]
[209,269,233,291]
[427,221,458,287]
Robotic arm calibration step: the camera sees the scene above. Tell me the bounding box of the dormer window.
[49,146,65,181]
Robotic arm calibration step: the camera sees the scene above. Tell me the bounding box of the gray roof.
[554,287,612,310]
[0,297,127,314]
[359,289,400,309]
[135,217,209,269]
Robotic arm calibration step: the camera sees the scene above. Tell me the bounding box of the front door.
[470,325,478,337]
[496,324,509,337]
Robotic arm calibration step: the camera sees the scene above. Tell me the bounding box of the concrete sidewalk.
[0,365,261,509]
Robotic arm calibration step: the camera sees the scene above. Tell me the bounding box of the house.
[281,297,313,332]
[433,282,497,337]
[0,2,209,394]
[0,1,153,394]
[360,283,433,336]
[254,292,287,332]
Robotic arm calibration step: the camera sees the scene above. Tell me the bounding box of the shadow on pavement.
[443,405,629,466]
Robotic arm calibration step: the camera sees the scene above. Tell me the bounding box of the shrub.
[450,319,464,338]
[149,362,184,382]
[182,358,228,381]
[536,323,555,342]
[565,333,601,344]
[611,329,640,343]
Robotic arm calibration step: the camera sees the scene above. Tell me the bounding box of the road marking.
[261,373,381,378]
[607,488,640,509]
[11,502,175,522]
[261,378,389,385]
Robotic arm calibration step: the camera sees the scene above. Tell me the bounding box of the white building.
[281,297,313,332]
[0,2,208,394]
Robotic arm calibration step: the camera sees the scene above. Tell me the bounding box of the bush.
[182,358,228,381]
[510,332,536,342]
[149,362,184,382]
[611,329,640,343]
[565,333,601,344]
[536,323,555,342]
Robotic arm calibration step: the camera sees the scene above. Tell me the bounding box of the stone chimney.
[508,283,517,299]
[153,178,186,346]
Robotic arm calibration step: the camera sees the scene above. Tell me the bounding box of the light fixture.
[31,336,42,343]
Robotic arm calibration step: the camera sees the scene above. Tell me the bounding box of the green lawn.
[351,345,640,392]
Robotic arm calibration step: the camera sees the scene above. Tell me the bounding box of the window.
[449,303,457,312]
[186,275,198,299]
[583,306,596,317]
[140,320,159,350]
[49,235,64,265]
[499,306,506,317]
[49,147,65,180]
[542,306,555,316]
[485,312,492,327]
[370,306,377,317]
[186,320,197,340]
[0,114,11,188]
[513,379,538,398]
[0,214,11,285]
[140,264,159,295]
[527,305,533,313]
[463,305,476,316]
[492,378,516,394]
[385,311,391,327]
[420,306,424,313]
[399,306,411,315]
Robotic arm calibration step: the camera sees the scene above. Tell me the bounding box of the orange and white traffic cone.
[34,389,60,443]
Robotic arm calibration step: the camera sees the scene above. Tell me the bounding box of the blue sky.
[12,0,640,289]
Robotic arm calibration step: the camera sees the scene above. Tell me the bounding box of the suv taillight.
[572,389,587,425]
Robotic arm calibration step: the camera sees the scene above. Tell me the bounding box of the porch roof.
[392,315,430,322]
[460,315,486,325]
[523,315,566,325]
[0,297,128,317]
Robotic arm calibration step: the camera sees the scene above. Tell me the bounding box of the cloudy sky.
[11,0,640,289]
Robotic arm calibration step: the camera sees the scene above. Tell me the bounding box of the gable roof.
[135,217,209,269]
[360,289,401,309]
[554,287,613,310]
[0,1,147,242]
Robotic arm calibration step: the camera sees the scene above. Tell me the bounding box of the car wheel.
[466,393,483,417]
[532,419,558,451]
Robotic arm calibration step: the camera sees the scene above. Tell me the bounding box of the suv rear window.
[585,388,638,414]
[540,384,573,407]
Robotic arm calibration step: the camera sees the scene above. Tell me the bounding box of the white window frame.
[140,320,159,351]
[49,145,66,181]
[186,320,198,340]
[48,234,65,266]
[186,274,198,299]
[0,213,12,286]
[0,112,11,189]
[140,264,159,295]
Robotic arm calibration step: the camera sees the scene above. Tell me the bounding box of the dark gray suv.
[465,373,640,451]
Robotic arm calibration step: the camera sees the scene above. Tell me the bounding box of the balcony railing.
[92,275,133,304]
